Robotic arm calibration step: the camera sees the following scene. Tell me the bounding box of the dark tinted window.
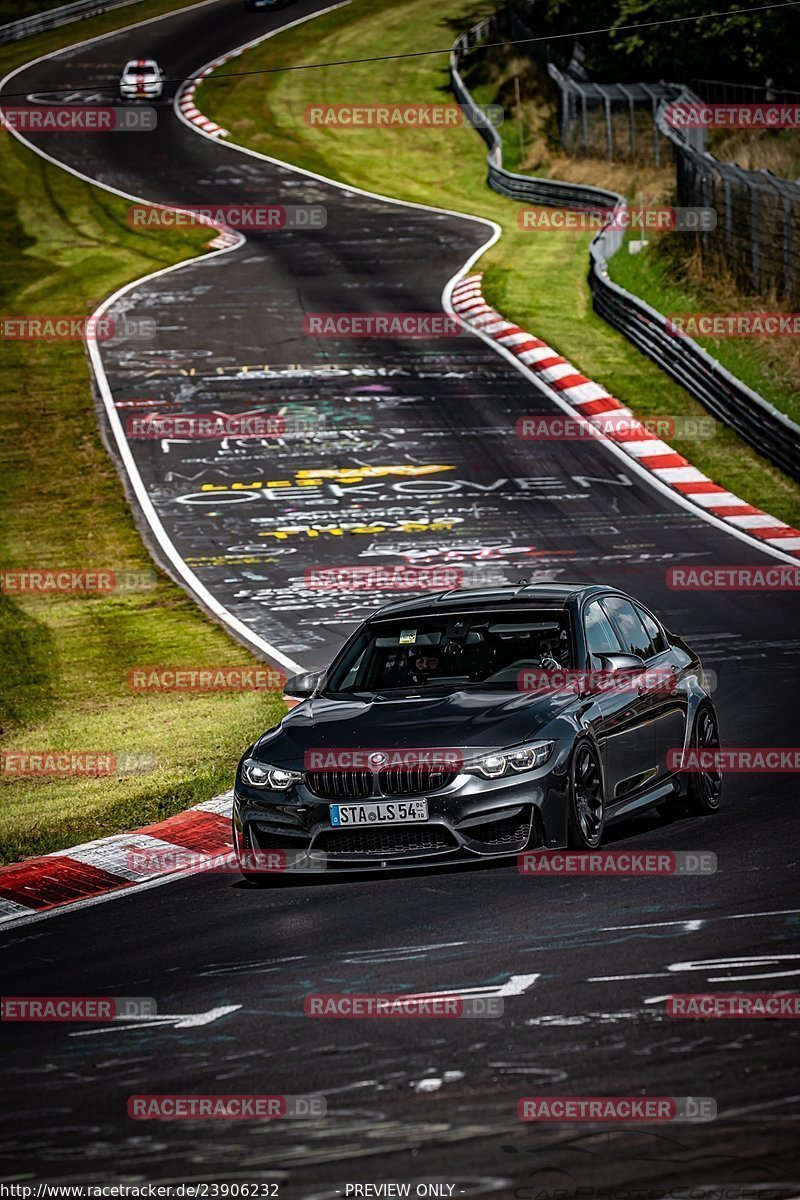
[583,599,623,663]
[634,604,667,655]
[326,610,573,694]
[602,596,654,660]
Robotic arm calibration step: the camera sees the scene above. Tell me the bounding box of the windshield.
[325,610,573,696]
[123,63,158,78]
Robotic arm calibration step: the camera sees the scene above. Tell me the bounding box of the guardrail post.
[782,195,793,301]
[750,183,761,291]
[723,177,733,254]
[604,95,613,159]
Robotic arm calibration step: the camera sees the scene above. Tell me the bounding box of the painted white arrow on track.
[70,1004,241,1036]
[403,973,540,1000]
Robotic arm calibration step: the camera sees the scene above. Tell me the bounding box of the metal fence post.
[723,177,733,253]
[782,195,793,300]
[750,182,761,291]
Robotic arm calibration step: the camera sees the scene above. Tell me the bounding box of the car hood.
[254,689,573,767]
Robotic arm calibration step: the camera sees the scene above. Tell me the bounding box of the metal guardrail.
[543,59,800,305]
[0,0,139,44]
[450,20,800,485]
[656,86,800,306]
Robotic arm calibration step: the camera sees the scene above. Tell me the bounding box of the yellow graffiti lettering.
[256,518,459,540]
[296,464,453,484]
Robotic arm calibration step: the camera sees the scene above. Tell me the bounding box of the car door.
[631,601,688,781]
[582,596,657,803]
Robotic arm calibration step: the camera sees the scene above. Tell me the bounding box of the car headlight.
[241,758,303,790]
[466,741,554,779]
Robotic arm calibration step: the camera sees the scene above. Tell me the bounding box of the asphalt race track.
[1,0,799,1194]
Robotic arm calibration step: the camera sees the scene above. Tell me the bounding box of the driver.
[538,629,568,671]
[407,657,443,686]
[411,653,440,683]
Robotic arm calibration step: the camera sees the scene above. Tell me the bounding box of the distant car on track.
[118,58,164,101]
[233,582,721,880]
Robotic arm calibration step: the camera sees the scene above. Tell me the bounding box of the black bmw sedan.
[233,582,721,878]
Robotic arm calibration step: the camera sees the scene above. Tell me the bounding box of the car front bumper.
[232,752,571,874]
[120,86,162,100]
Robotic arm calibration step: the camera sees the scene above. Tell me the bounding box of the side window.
[634,604,667,656]
[602,596,655,660]
[583,600,624,665]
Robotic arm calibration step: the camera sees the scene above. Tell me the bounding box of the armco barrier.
[450,19,800,485]
[0,0,139,44]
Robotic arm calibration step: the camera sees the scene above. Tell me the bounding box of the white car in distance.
[119,59,164,101]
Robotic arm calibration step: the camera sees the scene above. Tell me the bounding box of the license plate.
[330,800,428,827]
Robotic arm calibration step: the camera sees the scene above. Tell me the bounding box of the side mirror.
[283,670,322,700]
[598,653,646,673]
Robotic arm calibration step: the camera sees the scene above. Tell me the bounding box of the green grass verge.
[0,0,285,864]
[199,0,800,531]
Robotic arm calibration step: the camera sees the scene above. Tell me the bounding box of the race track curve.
[1,1,798,1193]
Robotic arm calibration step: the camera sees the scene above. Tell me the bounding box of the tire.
[685,703,723,814]
[567,738,605,849]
